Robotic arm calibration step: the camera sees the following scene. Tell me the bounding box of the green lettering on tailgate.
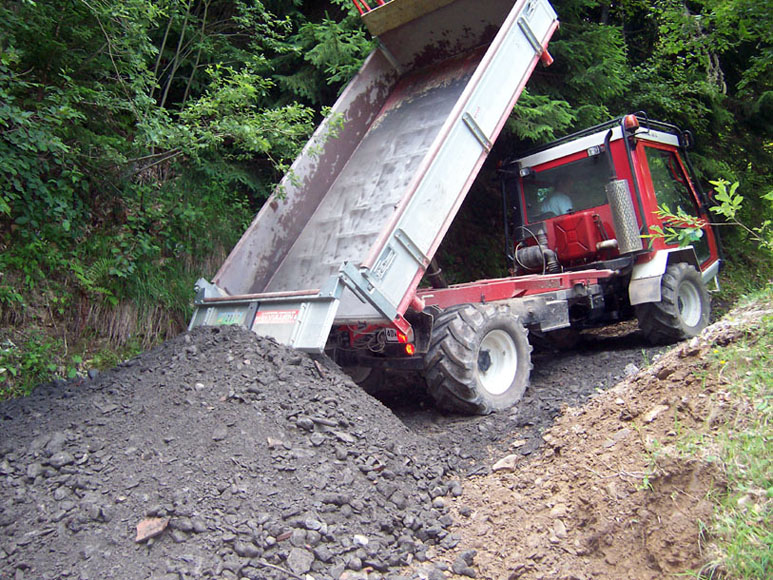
[215,310,246,326]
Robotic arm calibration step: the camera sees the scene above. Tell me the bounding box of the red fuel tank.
[548,210,601,264]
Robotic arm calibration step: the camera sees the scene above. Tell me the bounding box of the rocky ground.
[0,304,762,580]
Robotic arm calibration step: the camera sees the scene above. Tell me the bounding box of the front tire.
[636,262,710,344]
[424,303,532,415]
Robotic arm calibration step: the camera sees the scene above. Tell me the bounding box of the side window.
[645,147,710,262]
[646,148,698,216]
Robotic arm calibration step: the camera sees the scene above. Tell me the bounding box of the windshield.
[521,155,610,222]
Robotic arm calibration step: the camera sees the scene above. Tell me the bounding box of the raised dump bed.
[190,0,559,351]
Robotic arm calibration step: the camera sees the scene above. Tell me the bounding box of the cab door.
[640,145,718,266]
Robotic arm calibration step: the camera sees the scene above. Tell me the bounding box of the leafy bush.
[0,1,362,333]
[0,333,72,398]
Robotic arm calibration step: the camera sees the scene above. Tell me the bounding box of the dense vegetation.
[1,0,771,394]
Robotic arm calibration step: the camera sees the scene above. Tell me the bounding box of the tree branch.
[160,0,192,110]
[182,0,211,106]
[78,0,143,124]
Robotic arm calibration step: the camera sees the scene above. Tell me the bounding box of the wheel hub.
[677,280,702,327]
[478,350,492,372]
[477,329,518,396]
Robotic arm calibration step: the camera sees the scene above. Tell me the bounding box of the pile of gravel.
[0,326,465,579]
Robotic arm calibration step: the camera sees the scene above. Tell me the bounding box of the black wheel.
[424,303,532,415]
[636,262,710,344]
[342,367,390,396]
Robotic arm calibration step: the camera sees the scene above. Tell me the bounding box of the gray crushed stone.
[0,326,460,580]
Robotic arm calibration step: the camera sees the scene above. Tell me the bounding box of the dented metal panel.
[264,50,482,294]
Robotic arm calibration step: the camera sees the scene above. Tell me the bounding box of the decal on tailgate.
[254,310,299,325]
[215,311,247,326]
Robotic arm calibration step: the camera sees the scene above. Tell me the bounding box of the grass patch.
[0,241,227,401]
[0,329,149,400]
[85,339,145,372]
[694,286,773,579]
[0,332,71,398]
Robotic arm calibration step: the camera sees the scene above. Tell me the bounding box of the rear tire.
[342,367,390,396]
[636,262,710,344]
[424,303,532,415]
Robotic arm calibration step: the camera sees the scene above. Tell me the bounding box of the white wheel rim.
[477,329,518,396]
[677,281,702,327]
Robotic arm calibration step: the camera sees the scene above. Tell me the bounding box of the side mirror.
[680,130,695,150]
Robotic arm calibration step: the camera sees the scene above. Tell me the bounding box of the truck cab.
[504,115,721,337]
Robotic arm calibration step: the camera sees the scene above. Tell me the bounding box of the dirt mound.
[0,326,460,579]
[445,311,765,579]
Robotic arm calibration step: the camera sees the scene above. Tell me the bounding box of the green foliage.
[710,179,745,219]
[548,18,630,121]
[507,91,576,142]
[711,178,773,253]
[0,49,87,247]
[649,180,773,253]
[0,283,25,310]
[86,337,145,372]
[0,333,63,398]
[621,0,731,136]
[273,8,373,105]
[0,0,361,313]
[646,203,707,248]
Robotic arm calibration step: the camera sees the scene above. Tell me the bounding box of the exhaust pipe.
[604,130,643,255]
[605,179,643,254]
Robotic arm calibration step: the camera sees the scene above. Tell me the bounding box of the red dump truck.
[190,0,721,414]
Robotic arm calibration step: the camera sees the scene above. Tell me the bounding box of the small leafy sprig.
[709,179,772,252]
[646,179,773,253]
[645,203,708,247]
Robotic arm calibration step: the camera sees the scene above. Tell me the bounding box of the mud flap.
[629,248,699,306]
